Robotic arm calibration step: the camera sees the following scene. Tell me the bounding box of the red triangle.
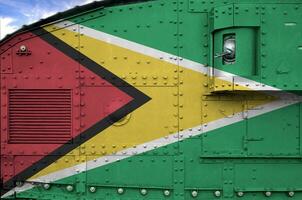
[1,32,133,183]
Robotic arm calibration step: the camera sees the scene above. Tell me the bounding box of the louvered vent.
[8,89,72,144]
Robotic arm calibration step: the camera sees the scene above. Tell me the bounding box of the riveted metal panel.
[80,86,178,157]
[247,101,300,157]
[201,96,246,158]
[0,156,14,189]
[185,162,223,192]
[13,155,83,200]
[0,30,81,153]
[260,4,302,90]
[86,155,173,189]
[212,4,234,31]
[234,4,261,27]
[178,4,207,141]
[0,49,13,74]
[234,163,302,192]
[188,0,215,13]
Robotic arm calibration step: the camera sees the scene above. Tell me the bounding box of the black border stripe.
[1,28,151,196]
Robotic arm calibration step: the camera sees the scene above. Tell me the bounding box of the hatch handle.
[215,34,236,64]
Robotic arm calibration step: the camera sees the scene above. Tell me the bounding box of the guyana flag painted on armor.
[1,0,302,200]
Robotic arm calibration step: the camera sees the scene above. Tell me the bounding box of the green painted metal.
[261,4,302,90]
[210,3,302,90]
[72,0,179,56]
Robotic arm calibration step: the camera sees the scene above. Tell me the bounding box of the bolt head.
[191,190,198,197]
[117,188,124,194]
[265,191,271,197]
[214,190,221,197]
[140,189,147,195]
[15,181,23,187]
[89,186,96,193]
[43,183,50,190]
[20,45,27,52]
[66,185,73,192]
[164,190,170,196]
[288,191,295,197]
[237,191,244,197]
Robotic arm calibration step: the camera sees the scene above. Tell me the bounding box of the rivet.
[16,181,23,187]
[19,45,27,52]
[66,185,74,192]
[140,189,147,195]
[164,190,170,196]
[288,191,294,197]
[43,183,51,190]
[214,190,221,197]
[237,191,244,197]
[89,186,96,193]
[265,191,271,197]
[117,188,124,194]
[191,190,198,197]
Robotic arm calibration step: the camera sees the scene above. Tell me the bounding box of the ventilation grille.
[8,89,72,144]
